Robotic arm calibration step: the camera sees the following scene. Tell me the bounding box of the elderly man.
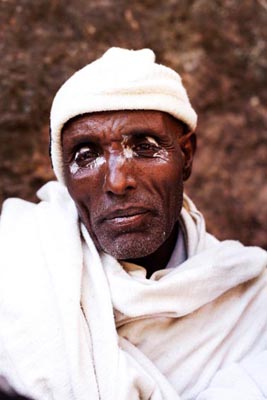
[0,48,267,400]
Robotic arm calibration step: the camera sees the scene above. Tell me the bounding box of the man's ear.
[179,131,197,181]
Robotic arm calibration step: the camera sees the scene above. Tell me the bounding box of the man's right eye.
[74,146,99,167]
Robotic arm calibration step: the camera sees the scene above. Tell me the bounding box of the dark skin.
[0,390,33,400]
[62,110,196,277]
[0,376,33,400]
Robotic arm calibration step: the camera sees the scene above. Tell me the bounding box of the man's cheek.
[77,201,104,251]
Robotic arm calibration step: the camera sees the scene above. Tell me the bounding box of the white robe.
[0,181,266,400]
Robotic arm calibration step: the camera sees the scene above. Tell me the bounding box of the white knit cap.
[50,47,197,183]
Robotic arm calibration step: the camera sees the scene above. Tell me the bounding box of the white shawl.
[0,181,266,400]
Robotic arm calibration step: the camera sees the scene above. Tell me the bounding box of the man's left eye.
[133,141,160,156]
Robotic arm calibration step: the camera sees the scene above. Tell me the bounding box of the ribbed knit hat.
[50,47,197,183]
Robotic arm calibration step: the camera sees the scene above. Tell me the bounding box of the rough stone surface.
[0,0,266,248]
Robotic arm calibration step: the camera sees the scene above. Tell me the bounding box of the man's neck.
[125,222,179,278]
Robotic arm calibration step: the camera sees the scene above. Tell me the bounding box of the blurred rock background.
[0,0,266,248]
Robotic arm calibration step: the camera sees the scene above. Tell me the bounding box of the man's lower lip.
[105,212,149,228]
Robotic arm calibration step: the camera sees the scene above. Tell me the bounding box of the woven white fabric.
[50,47,197,183]
[0,181,267,400]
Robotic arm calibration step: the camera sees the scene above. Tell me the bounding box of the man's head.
[61,110,195,260]
[50,47,197,263]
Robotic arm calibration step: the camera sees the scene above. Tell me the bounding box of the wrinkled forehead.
[61,110,188,141]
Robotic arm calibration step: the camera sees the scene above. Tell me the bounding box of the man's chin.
[98,233,165,261]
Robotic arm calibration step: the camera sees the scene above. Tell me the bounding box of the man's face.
[62,110,195,260]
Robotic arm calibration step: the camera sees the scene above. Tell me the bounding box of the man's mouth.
[102,207,150,229]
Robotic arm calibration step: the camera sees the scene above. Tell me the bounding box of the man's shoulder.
[0,181,78,267]
[1,196,36,225]
[1,181,72,225]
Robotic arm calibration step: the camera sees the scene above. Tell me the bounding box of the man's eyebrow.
[123,128,161,137]
[62,127,100,141]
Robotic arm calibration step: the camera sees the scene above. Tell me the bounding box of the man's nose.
[104,153,137,195]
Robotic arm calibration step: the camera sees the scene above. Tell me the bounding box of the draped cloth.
[0,181,267,400]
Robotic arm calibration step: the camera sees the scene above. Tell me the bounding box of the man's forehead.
[62,110,185,137]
